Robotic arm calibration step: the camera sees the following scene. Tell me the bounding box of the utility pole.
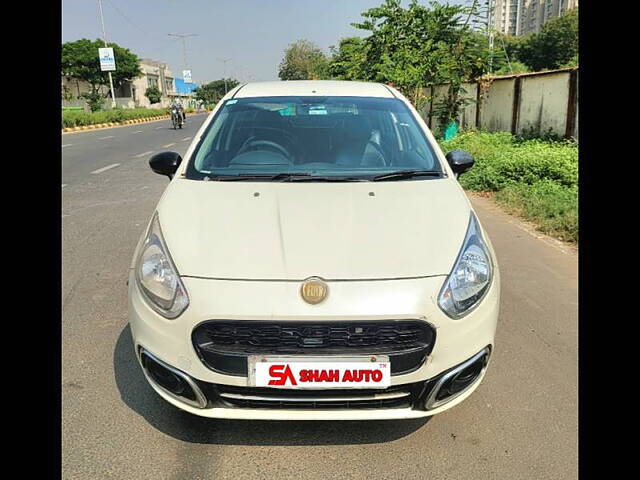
[97,0,116,108]
[487,0,495,73]
[168,33,198,80]
[217,57,231,93]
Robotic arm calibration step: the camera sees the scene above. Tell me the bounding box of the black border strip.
[381,83,398,98]
[231,83,247,99]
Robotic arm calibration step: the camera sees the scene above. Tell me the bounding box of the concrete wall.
[62,99,90,112]
[420,67,578,140]
[62,59,177,110]
[479,78,515,133]
[424,84,448,134]
[104,98,137,110]
[458,82,478,131]
[573,73,578,139]
[423,82,477,133]
[517,71,570,135]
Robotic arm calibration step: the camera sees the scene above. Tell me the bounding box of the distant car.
[129,80,500,420]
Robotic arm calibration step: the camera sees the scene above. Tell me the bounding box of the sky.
[62,0,466,85]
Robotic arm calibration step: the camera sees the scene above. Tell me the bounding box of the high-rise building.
[488,0,578,36]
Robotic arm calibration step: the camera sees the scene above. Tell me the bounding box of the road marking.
[133,130,143,134]
[90,163,121,174]
[133,151,153,158]
[155,126,164,130]
[98,135,114,140]
[62,144,73,147]
[181,137,191,141]
[161,143,176,148]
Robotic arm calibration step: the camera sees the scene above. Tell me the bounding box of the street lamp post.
[217,57,231,93]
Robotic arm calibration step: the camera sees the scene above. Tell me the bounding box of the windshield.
[186,96,443,181]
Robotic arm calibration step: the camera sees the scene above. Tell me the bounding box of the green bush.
[495,180,578,242]
[145,86,162,104]
[440,131,578,191]
[62,108,165,128]
[439,130,578,243]
[79,91,106,112]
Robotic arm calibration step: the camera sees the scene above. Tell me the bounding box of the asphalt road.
[62,117,577,480]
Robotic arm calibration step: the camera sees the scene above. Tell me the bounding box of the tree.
[193,78,240,105]
[145,86,162,104]
[561,54,578,68]
[61,38,142,109]
[494,60,529,76]
[352,0,491,125]
[516,9,578,71]
[278,40,330,80]
[62,85,74,102]
[328,37,368,80]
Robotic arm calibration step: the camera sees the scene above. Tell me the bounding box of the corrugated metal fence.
[420,67,578,140]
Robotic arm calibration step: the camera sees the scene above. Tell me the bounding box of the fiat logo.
[300,277,328,305]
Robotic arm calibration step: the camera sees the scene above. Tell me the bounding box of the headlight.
[135,213,189,318]
[438,212,493,319]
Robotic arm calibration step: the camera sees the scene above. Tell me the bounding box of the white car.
[128,80,500,421]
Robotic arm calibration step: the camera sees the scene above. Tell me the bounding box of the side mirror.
[149,151,182,179]
[445,150,474,177]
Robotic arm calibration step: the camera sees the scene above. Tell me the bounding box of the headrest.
[340,116,371,142]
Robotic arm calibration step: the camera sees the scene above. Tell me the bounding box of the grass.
[495,181,578,243]
[62,108,168,128]
[439,131,578,243]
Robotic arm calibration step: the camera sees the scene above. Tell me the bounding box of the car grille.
[203,381,428,410]
[192,320,436,376]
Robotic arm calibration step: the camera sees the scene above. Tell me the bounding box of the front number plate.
[248,355,391,389]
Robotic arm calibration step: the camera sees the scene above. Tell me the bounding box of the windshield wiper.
[209,173,367,182]
[208,173,310,181]
[371,170,443,182]
[286,175,369,182]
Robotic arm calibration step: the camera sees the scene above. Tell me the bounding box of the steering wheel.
[237,137,293,161]
[365,141,389,167]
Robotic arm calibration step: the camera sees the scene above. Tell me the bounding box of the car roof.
[232,80,396,99]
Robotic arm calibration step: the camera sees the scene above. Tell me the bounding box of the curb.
[62,114,176,133]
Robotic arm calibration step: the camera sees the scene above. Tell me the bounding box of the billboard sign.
[99,48,116,71]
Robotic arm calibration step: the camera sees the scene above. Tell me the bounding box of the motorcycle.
[171,108,184,129]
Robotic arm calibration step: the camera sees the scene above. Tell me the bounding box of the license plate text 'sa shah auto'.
[249,356,391,389]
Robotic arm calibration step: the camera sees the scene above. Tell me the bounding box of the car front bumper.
[128,271,500,420]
